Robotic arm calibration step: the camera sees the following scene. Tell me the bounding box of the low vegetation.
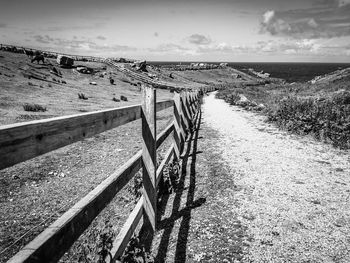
[78,93,88,100]
[22,103,47,112]
[217,81,350,149]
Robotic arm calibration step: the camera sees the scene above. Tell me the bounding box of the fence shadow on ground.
[154,108,206,263]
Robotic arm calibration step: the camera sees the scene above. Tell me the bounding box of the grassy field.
[216,75,350,149]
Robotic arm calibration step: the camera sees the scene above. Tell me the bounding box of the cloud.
[337,0,350,6]
[148,43,190,53]
[46,22,105,32]
[188,34,211,45]
[154,32,159,37]
[33,35,55,44]
[192,38,350,58]
[260,10,292,36]
[0,23,6,28]
[260,4,350,39]
[31,34,136,53]
[313,0,350,7]
[96,35,106,40]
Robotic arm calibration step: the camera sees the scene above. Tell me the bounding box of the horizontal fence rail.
[0,100,173,170]
[3,85,215,263]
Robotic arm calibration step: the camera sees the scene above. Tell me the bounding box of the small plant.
[120,95,128,101]
[112,97,120,102]
[97,220,115,263]
[120,235,154,263]
[78,93,88,100]
[23,103,47,112]
[132,171,143,201]
[159,160,180,195]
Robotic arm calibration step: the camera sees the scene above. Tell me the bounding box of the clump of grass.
[120,235,154,263]
[112,97,120,102]
[78,93,88,100]
[120,95,128,101]
[23,103,47,112]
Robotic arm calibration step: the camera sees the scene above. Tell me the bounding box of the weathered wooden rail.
[0,85,215,262]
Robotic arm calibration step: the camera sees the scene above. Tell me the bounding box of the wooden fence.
[0,85,215,262]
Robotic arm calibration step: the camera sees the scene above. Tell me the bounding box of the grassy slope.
[0,51,174,125]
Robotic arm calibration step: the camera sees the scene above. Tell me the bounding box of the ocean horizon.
[150,61,350,83]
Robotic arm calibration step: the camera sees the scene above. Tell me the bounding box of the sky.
[0,0,350,62]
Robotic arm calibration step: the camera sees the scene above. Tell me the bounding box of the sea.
[150,62,350,83]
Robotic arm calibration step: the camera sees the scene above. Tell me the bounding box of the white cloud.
[148,43,190,53]
[307,18,318,28]
[263,10,275,24]
[337,0,350,7]
[188,34,212,45]
[260,4,350,39]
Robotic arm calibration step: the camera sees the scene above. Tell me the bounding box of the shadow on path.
[155,109,205,263]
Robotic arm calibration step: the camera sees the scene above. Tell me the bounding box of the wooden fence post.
[190,92,196,114]
[173,92,185,157]
[180,92,191,135]
[141,85,157,231]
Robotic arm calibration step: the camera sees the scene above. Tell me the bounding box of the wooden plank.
[188,93,195,117]
[0,104,141,170]
[141,85,157,231]
[156,100,173,112]
[8,150,142,263]
[180,93,191,132]
[108,197,144,262]
[191,93,198,115]
[156,122,174,149]
[156,144,174,187]
[0,99,174,170]
[190,92,195,116]
[173,93,184,158]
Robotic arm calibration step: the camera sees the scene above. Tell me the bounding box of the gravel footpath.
[201,92,350,262]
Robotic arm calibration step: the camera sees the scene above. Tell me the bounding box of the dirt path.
[199,92,350,262]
